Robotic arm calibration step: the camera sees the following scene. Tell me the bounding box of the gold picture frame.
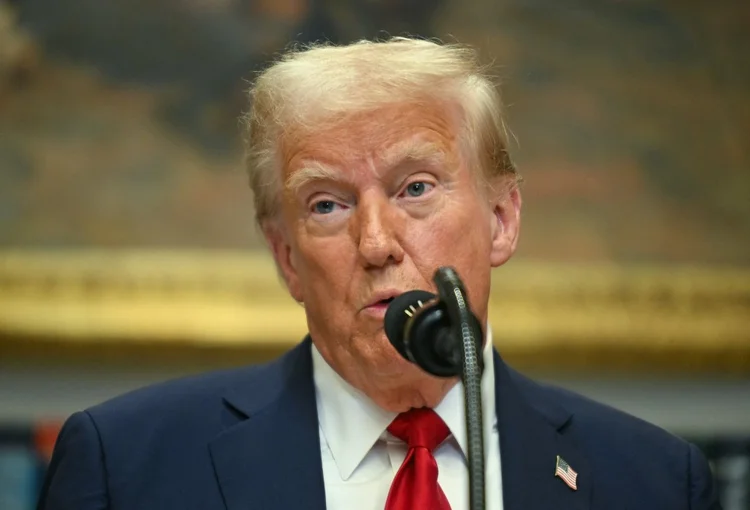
[1,249,748,375]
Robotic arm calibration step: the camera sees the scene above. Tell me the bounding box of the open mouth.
[363,291,402,315]
[367,296,397,310]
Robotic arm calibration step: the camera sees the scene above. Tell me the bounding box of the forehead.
[281,101,460,175]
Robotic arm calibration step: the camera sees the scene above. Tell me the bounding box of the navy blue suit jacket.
[38,338,721,509]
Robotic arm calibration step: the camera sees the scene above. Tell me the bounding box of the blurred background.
[0,0,749,508]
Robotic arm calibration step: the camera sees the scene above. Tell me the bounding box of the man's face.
[265,101,520,410]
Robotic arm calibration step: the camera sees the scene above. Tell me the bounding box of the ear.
[489,182,522,268]
[263,220,304,303]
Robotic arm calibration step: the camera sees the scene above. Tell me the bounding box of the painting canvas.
[1,0,748,263]
[0,0,748,372]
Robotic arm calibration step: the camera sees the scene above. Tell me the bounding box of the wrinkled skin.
[264,101,521,412]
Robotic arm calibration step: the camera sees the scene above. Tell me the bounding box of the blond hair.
[242,37,518,225]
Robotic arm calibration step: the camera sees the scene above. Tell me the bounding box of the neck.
[313,339,459,413]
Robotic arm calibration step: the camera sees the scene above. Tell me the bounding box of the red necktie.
[385,407,453,510]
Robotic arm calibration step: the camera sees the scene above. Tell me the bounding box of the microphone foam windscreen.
[384,290,436,360]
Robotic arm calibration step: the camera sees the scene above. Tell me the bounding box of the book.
[0,444,38,510]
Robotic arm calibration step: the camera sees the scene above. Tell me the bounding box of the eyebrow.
[285,160,344,195]
[284,140,450,195]
[379,139,448,171]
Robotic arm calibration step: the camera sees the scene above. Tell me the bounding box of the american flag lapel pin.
[555,455,578,491]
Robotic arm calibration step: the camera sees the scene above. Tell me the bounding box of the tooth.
[417,300,423,307]
[405,310,413,317]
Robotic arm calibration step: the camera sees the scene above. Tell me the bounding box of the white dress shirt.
[311,328,504,510]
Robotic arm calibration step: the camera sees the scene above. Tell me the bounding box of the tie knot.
[387,408,450,451]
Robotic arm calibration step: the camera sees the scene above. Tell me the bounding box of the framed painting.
[1,0,748,374]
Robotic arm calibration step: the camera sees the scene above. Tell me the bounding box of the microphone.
[384,285,483,378]
[385,267,487,510]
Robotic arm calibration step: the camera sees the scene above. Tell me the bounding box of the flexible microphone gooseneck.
[384,267,486,510]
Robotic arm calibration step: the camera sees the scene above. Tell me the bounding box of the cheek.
[415,197,491,254]
[296,233,357,293]
[404,198,493,299]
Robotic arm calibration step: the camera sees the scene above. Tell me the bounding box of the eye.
[403,181,434,198]
[312,200,338,214]
[310,198,351,216]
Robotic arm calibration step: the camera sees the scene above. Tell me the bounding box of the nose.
[354,194,405,268]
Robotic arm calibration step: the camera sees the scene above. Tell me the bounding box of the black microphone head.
[384,290,436,360]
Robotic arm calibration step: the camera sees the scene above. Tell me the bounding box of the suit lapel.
[209,338,326,510]
[494,351,591,510]
[208,339,592,510]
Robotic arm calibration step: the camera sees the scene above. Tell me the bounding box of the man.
[38,38,721,510]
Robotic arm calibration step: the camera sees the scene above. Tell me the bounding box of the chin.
[351,332,409,371]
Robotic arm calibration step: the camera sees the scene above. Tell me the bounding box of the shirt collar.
[311,345,397,480]
[433,325,497,462]
[311,326,497,480]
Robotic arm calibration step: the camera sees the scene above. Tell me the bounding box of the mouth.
[369,296,395,308]
[363,292,401,316]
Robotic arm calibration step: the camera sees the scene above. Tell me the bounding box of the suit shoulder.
[83,340,311,439]
[505,367,720,507]
[85,362,265,425]
[509,368,689,452]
